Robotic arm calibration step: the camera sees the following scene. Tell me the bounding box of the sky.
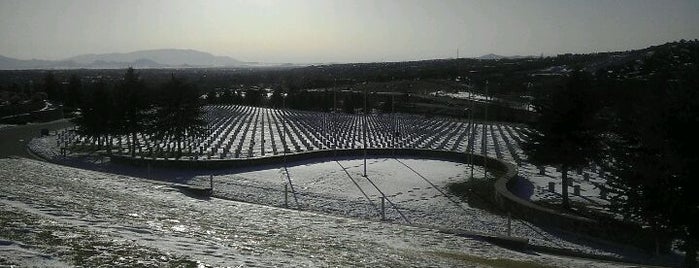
[1,0,698,63]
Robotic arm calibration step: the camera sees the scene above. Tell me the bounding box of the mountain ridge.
[66,49,242,66]
[477,53,536,60]
[0,49,244,70]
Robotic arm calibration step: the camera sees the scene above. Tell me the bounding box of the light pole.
[333,86,337,157]
[282,92,287,167]
[363,87,367,177]
[483,80,489,180]
[261,107,265,156]
[392,93,396,157]
[469,84,475,179]
[322,92,327,150]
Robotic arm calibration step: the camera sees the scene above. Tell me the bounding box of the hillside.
[0,49,243,70]
[66,49,242,67]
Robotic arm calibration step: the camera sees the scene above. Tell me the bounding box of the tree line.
[523,40,698,266]
[71,68,206,159]
[205,87,387,114]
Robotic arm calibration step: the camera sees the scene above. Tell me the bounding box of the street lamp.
[363,87,367,177]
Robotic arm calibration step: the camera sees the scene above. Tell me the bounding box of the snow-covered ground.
[48,105,609,210]
[196,157,677,260]
[24,136,679,263]
[431,90,492,102]
[26,105,681,263]
[428,91,534,111]
[0,158,636,267]
[209,158,491,227]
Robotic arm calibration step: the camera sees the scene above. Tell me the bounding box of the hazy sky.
[1,0,698,63]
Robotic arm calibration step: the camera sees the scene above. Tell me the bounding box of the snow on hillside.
[23,135,666,262]
[47,105,610,212]
[0,158,628,267]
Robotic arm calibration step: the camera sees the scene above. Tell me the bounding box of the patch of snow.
[0,158,645,267]
[26,105,671,263]
[32,106,614,218]
[0,239,70,267]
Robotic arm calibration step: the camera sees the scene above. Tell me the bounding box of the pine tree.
[205,90,218,104]
[522,70,604,210]
[220,89,233,104]
[72,80,114,153]
[153,75,207,159]
[244,89,262,106]
[43,72,60,102]
[270,88,284,108]
[65,74,82,109]
[603,43,699,265]
[113,68,150,157]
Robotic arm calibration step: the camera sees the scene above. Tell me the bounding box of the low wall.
[493,164,666,251]
[111,148,563,226]
[493,168,598,229]
[110,148,507,171]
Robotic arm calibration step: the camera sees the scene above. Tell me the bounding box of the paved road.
[0,119,73,158]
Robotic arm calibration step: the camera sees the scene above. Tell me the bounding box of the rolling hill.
[0,49,244,69]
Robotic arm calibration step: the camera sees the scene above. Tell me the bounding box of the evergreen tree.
[65,74,82,109]
[72,80,115,153]
[342,94,357,114]
[243,89,262,106]
[603,43,699,266]
[43,72,60,102]
[113,68,150,157]
[522,70,604,210]
[220,89,233,104]
[269,88,283,108]
[205,90,218,104]
[232,90,243,104]
[322,90,332,112]
[153,76,207,159]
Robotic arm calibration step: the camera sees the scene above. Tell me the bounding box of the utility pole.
[333,85,337,157]
[282,92,287,167]
[323,100,327,150]
[392,94,396,156]
[459,57,474,180]
[483,80,489,180]
[469,85,475,179]
[363,87,367,177]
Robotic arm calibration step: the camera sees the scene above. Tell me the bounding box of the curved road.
[0,119,73,159]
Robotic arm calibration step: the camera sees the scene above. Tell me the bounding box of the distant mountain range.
[476,53,536,60]
[0,49,247,70]
[0,49,545,70]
